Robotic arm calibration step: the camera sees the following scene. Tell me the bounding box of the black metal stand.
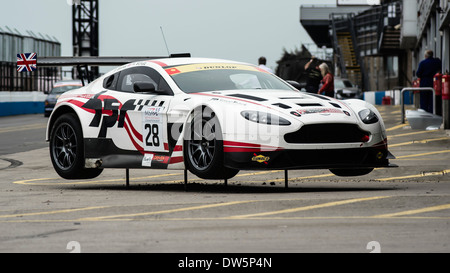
[285,170,288,189]
[126,168,130,188]
[184,169,188,191]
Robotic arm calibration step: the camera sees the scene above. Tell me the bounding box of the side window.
[121,73,154,92]
[117,66,173,95]
[103,72,120,90]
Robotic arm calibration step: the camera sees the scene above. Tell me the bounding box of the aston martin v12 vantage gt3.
[46,57,395,180]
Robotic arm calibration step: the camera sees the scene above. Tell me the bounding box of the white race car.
[46,57,395,181]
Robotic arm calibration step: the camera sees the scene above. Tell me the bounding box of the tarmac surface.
[0,105,449,253]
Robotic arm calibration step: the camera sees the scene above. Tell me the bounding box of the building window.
[388,3,397,18]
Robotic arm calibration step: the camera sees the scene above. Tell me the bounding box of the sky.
[0,0,336,70]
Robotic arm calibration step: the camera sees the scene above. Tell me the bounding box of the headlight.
[358,109,379,124]
[241,111,291,126]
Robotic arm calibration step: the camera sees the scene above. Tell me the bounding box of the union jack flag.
[17,53,37,72]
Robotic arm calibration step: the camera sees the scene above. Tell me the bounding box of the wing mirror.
[133,81,173,95]
[133,81,156,93]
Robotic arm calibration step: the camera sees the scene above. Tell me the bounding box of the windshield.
[166,63,294,93]
[50,84,81,94]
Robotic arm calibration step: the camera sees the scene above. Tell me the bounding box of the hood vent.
[228,94,267,102]
[279,97,305,100]
[307,94,331,101]
[272,103,292,109]
[329,102,342,108]
[297,103,322,107]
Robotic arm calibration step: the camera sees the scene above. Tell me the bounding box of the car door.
[102,65,173,165]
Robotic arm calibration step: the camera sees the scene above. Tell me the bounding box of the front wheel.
[183,109,239,180]
[49,113,103,179]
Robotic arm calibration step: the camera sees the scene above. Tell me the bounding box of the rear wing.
[37,53,190,85]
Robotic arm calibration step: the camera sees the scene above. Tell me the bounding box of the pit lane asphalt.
[0,105,449,253]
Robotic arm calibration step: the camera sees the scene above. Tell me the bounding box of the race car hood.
[191,89,360,125]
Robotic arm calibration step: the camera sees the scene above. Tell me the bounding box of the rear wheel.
[184,108,239,180]
[49,113,103,179]
[329,168,373,177]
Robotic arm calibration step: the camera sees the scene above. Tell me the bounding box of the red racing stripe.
[223,141,283,153]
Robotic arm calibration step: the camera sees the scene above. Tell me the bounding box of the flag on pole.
[17,53,37,72]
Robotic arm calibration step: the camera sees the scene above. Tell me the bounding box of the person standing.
[258,56,274,74]
[318,63,334,97]
[416,50,442,113]
[304,57,322,93]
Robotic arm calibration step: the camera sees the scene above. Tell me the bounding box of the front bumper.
[224,146,396,170]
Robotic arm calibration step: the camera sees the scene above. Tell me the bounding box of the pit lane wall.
[363,90,414,106]
[0,91,46,117]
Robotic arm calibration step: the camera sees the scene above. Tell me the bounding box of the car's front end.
[162,60,395,177]
[188,90,394,175]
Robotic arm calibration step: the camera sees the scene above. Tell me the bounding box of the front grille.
[284,123,370,144]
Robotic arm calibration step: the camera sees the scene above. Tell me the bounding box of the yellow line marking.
[372,204,450,218]
[389,137,449,147]
[13,173,182,185]
[236,170,281,177]
[376,169,450,181]
[11,172,337,187]
[394,150,450,159]
[12,171,282,186]
[0,123,47,134]
[226,196,391,219]
[389,130,439,138]
[0,206,108,219]
[77,200,258,221]
[3,215,450,223]
[265,173,334,183]
[13,178,58,185]
[386,123,408,132]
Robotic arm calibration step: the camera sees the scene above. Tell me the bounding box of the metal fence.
[0,61,60,92]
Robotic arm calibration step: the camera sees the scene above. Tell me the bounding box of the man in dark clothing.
[416,50,442,113]
[304,57,322,93]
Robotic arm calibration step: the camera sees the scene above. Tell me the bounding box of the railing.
[400,87,437,124]
[330,13,354,79]
[0,61,60,92]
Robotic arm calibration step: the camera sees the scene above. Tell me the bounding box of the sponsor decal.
[142,154,154,167]
[252,153,270,164]
[142,154,170,167]
[164,63,262,76]
[296,108,344,115]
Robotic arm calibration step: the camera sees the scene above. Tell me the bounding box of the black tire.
[329,168,374,177]
[183,108,239,180]
[49,113,103,179]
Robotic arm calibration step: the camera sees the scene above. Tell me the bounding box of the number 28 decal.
[143,106,165,152]
[145,123,160,147]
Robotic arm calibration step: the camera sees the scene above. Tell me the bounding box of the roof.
[146,57,248,67]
